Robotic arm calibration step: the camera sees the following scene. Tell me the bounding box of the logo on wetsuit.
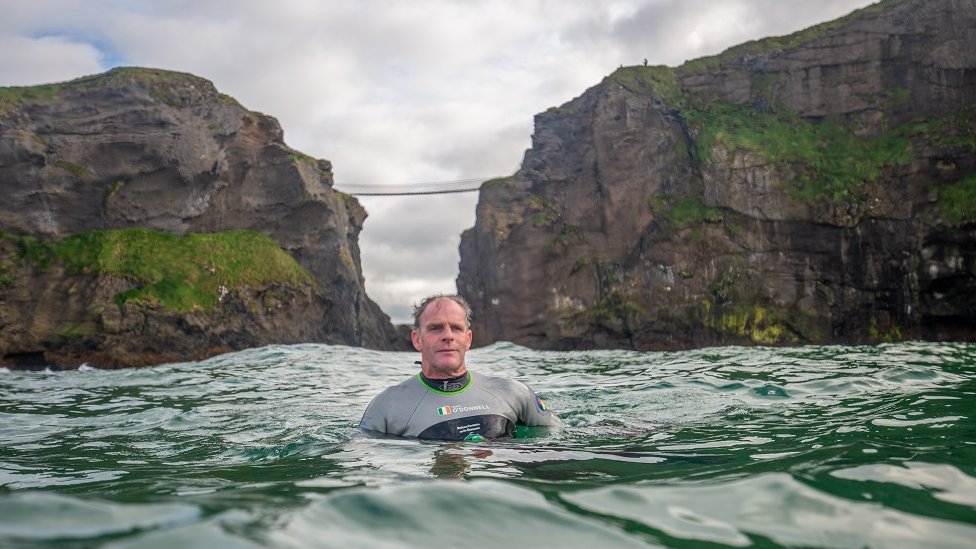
[436,404,490,416]
[535,394,548,412]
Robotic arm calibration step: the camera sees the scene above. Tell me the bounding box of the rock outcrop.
[458,0,976,350]
[0,68,402,368]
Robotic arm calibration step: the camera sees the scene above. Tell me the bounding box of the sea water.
[1,341,974,548]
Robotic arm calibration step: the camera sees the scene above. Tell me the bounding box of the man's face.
[412,299,473,378]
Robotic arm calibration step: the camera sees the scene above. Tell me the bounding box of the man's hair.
[413,294,473,329]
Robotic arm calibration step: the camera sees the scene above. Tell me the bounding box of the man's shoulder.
[473,371,515,384]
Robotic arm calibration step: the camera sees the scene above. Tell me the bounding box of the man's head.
[411,294,473,379]
[413,294,472,330]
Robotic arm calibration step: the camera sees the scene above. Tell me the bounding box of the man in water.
[359,294,563,441]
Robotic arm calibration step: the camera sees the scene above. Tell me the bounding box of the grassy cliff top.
[0,67,236,113]
[6,228,316,313]
[677,0,910,75]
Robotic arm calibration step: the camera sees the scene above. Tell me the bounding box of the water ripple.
[1,341,974,547]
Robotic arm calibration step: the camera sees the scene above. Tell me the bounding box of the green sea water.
[1,341,974,548]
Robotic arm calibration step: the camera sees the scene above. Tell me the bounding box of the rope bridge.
[334,176,503,196]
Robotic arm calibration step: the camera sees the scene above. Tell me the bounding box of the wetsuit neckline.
[419,371,472,393]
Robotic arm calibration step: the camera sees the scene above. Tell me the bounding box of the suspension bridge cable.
[334,176,505,196]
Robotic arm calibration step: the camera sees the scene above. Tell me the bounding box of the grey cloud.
[0,35,102,86]
[359,195,478,264]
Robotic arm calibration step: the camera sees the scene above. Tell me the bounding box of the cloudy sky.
[2,0,876,323]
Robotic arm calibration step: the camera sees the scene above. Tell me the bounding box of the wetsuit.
[359,370,563,441]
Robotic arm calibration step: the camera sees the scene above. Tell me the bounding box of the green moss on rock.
[544,223,585,253]
[55,160,92,177]
[909,105,976,152]
[481,176,514,190]
[685,103,913,202]
[665,198,724,229]
[937,176,976,224]
[566,289,645,333]
[0,260,13,290]
[56,320,98,343]
[528,194,561,227]
[701,301,796,346]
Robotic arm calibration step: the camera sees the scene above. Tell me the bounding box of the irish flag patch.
[435,404,488,416]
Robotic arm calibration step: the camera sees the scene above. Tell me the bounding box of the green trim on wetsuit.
[418,372,474,395]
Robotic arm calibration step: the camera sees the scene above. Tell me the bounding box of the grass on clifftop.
[9,228,315,313]
[609,65,683,106]
[0,83,61,114]
[0,67,230,114]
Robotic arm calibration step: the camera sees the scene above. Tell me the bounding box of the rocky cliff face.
[0,68,401,368]
[458,0,976,350]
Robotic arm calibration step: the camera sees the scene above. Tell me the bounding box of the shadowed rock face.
[0,68,403,368]
[458,0,976,350]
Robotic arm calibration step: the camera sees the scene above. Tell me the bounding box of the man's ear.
[462,329,473,350]
[411,329,422,352]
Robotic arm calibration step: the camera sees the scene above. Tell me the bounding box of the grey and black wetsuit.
[359,370,563,441]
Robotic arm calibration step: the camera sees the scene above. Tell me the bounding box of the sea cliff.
[458,0,976,350]
[0,68,401,368]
